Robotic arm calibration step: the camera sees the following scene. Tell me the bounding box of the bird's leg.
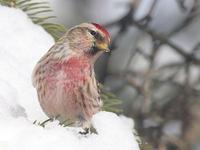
[55,115,60,120]
[78,120,91,135]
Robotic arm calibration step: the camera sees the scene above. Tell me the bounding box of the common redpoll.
[32,23,110,129]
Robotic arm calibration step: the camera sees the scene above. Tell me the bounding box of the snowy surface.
[0,5,140,150]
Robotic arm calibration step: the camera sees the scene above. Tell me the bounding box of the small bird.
[32,23,110,129]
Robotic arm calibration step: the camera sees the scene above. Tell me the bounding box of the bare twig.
[105,6,200,65]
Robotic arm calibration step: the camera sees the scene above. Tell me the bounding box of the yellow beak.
[96,42,110,52]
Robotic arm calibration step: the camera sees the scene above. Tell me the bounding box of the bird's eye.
[90,30,97,36]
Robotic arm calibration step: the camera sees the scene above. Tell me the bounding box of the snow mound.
[0,5,140,150]
[0,5,54,120]
[0,112,139,150]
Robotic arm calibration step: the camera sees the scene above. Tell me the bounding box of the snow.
[0,5,140,150]
[0,112,139,150]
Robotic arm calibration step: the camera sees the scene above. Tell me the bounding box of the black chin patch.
[89,46,100,55]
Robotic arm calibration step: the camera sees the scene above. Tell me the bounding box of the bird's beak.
[96,42,110,52]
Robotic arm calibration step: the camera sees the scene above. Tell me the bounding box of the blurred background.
[1,0,200,149]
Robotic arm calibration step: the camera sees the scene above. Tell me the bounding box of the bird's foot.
[79,128,90,135]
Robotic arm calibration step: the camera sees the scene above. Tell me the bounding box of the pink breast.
[45,56,91,90]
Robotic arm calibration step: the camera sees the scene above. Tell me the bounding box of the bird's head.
[66,23,110,60]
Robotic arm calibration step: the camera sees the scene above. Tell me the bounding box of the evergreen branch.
[0,0,16,7]
[31,16,56,24]
[23,6,51,11]
[100,84,123,114]
[27,9,52,16]
[0,0,66,40]
[15,0,30,6]
[19,2,49,10]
